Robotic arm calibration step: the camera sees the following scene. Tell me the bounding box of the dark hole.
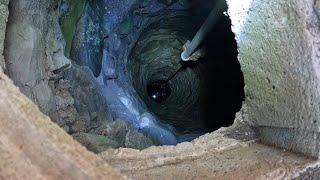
[198,14,245,132]
[128,0,245,141]
[147,80,172,103]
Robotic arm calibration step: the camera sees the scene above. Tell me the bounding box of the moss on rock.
[60,0,85,57]
[120,18,133,35]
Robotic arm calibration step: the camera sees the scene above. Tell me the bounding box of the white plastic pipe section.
[181,0,226,61]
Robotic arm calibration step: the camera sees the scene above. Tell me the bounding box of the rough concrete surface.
[100,132,314,180]
[227,0,320,157]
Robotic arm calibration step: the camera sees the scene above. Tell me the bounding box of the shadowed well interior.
[127,2,245,138]
[3,0,320,178]
[3,0,246,153]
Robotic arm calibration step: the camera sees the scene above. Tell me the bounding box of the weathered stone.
[71,119,87,133]
[54,79,78,128]
[51,50,71,74]
[102,119,129,146]
[92,118,155,149]
[0,71,124,179]
[31,80,55,116]
[125,129,154,150]
[68,65,113,132]
[4,0,69,124]
[94,119,129,146]
[46,16,72,74]
[57,106,77,123]
[72,132,120,153]
[55,95,74,109]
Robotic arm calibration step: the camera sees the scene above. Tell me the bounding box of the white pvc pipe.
[181,0,225,61]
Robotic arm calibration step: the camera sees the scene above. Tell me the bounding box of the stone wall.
[0,71,124,179]
[0,0,320,178]
[3,0,155,151]
[4,0,71,121]
[3,0,320,159]
[70,0,104,77]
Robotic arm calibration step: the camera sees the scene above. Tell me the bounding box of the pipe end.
[181,51,190,61]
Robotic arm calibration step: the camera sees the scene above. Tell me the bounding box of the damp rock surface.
[70,0,104,77]
[4,0,156,150]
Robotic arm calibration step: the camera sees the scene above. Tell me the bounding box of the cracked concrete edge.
[258,126,320,158]
[99,114,263,172]
[99,130,316,179]
[99,131,256,171]
[0,71,125,179]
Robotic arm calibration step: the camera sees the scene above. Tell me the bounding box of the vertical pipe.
[181,0,226,61]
